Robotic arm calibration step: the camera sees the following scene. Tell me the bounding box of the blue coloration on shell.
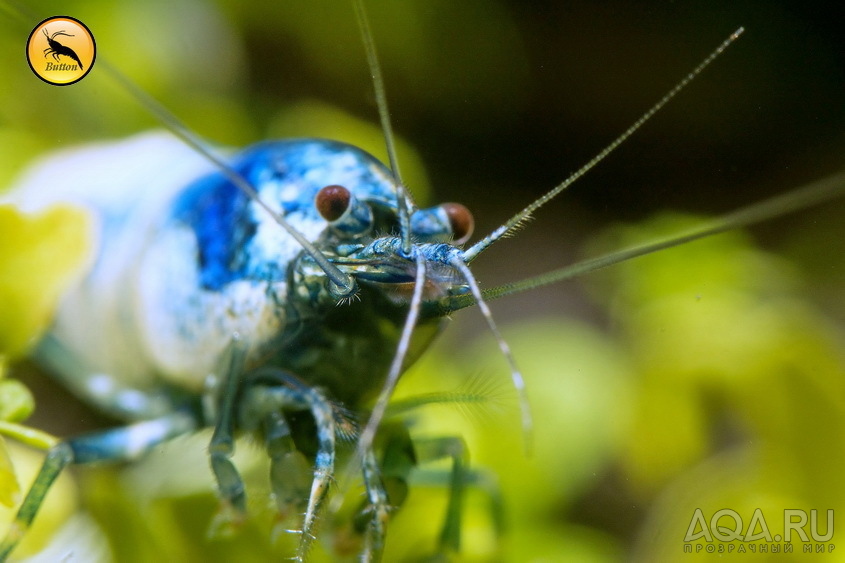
[170,162,255,291]
[169,140,397,291]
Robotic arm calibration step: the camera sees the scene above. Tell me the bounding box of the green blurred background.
[1,0,844,561]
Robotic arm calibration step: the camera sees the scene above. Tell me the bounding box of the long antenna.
[3,0,355,295]
[99,61,356,297]
[352,0,415,255]
[462,27,745,264]
[442,169,845,312]
[355,251,427,462]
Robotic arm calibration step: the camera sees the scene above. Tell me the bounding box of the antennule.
[462,27,746,263]
[449,257,534,453]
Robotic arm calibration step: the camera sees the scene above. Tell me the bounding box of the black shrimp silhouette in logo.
[42,28,84,70]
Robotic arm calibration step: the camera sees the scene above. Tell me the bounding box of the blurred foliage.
[0,204,89,525]
[584,217,845,560]
[0,206,91,359]
[1,0,844,562]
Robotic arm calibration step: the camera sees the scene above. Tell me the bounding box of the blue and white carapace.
[2,128,486,560]
[8,133,472,404]
[5,7,839,561]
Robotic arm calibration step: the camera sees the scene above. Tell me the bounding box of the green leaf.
[0,436,20,508]
[0,205,91,359]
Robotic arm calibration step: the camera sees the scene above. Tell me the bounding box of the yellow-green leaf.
[0,436,19,508]
[0,379,34,423]
[0,205,91,359]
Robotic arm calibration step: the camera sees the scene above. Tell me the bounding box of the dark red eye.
[315,184,351,222]
[442,202,474,244]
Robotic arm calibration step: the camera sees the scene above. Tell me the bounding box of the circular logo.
[27,16,96,85]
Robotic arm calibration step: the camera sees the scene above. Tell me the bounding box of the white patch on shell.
[136,225,288,390]
[4,132,220,390]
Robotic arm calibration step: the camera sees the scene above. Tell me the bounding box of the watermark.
[26,16,96,85]
[684,508,834,554]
